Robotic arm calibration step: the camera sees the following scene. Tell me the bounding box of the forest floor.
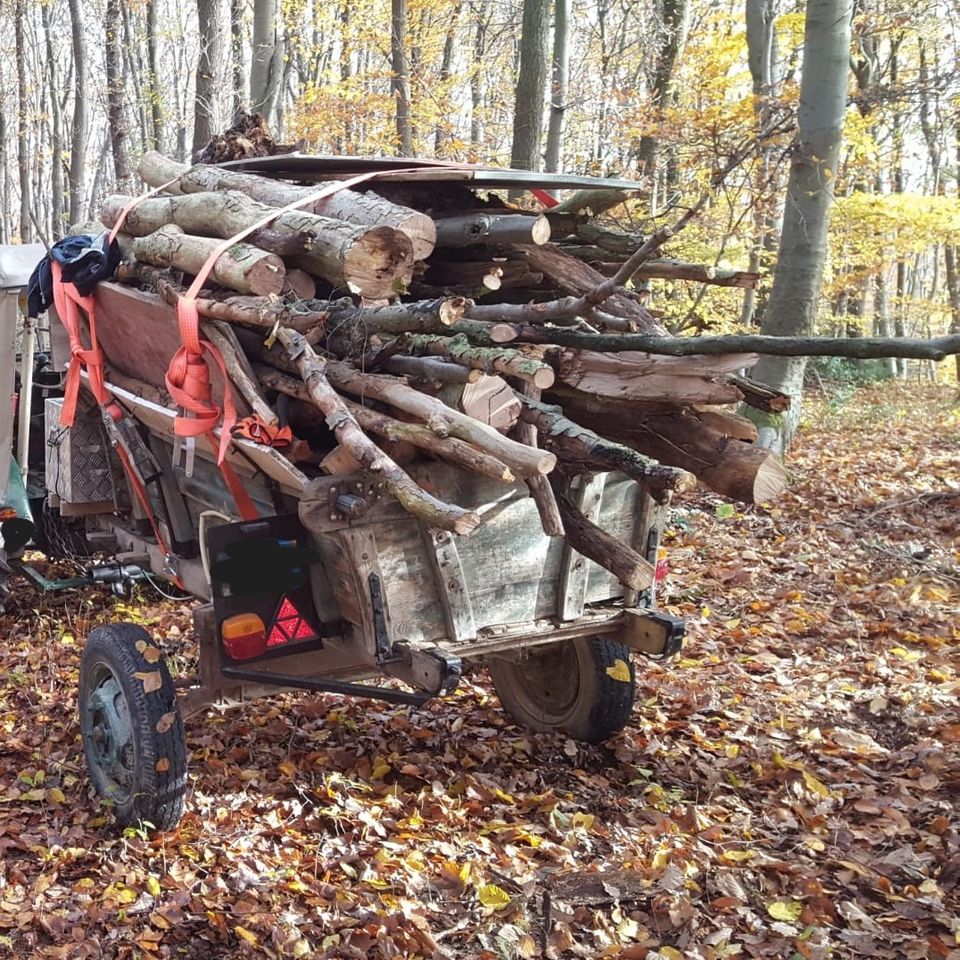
[0,381,957,960]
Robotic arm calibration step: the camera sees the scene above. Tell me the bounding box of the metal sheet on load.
[219,155,645,192]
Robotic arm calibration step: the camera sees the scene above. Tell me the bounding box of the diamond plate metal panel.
[44,398,115,506]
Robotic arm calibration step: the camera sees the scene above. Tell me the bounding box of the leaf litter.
[0,382,956,959]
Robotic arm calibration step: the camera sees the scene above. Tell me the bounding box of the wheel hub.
[84,675,135,797]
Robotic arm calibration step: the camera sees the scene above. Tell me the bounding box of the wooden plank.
[557,474,606,621]
[420,525,477,643]
[335,527,391,658]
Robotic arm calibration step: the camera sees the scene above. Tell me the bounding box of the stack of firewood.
[89,149,788,591]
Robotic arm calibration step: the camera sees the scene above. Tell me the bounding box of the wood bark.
[201,319,278,426]
[146,0,164,152]
[193,0,225,156]
[250,0,282,124]
[514,382,563,536]
[105,0,131,187]
[67,0,88,225]
[544,0,570,174]
[137,152,436,259]
[40,4,65,234]
[405,334,556,388]
[384,355,483,385]
[433,213,551,248]
[317,363,557,478]
[749,0,853,452]
[510,0,551,171]
[275,329,480,535]
[131,225,286,296]
[390,0,414,155]
[259,367,515,483]
[518,395,695,500]
[102,191,414,299]
[14,0,30,242]
[550,476,654,590]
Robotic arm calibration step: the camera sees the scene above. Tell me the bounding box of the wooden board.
[92,283,240,413]
[302,461,638,645]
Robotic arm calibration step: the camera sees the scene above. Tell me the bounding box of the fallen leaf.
[135,671,163,694]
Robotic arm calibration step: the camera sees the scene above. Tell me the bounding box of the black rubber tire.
[78,623,188,831]
[488,636,636,744]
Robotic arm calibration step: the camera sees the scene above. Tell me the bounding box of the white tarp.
[0,243,45,291]
[0,244,46,500]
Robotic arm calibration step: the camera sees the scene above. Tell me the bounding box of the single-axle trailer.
[2,263,682,831]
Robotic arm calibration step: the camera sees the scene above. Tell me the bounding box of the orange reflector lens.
[221,613,267,661]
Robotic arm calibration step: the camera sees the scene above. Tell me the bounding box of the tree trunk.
[193,0,224,157]
[231,0,246,116]
[105,0,132,188]
[146,0,164,152]
[41,2,65,236]
[14,0,31,242]
[510,0,551,171]
[391,0,414,155]
[434,213,550,248]
[250,0,281,125]
[131,225,286,296]
[749,0,852,454]
[470,10,488,147]
[544,0,569,173]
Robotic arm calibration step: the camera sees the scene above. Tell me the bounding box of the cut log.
[103,192,414,299]
[274,328,480,535]
[433,212,551,248]
[549,475,655,591]
[553,349,755,404]
[443,374,522,433]
[513,382,563,537]
[281,269,317,300]
[384,355,483,384]
[115,262,324,333]
[517,395,695,500]
[317,362,557,478]
[693,407,759,442]
[257,367,515,483]
[131,224,286,296]
[137,151,437,259]
[405,334,555,388]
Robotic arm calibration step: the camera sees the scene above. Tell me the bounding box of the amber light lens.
[221,613,267,660]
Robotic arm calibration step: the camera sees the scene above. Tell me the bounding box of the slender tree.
[391,0,414,155]
[41,2,65,236]
[750,0,854,453]
[251,0,283,125]
[510,0,551,171]
[146,0,164,152]
[193,0,225,155]
[105,0,132,187]
[14,0,31,242]
[544,0,569,172]
[231,0,246,116]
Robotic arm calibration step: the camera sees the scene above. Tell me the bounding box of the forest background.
[0,0,958,366]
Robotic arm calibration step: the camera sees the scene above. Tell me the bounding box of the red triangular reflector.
[267,595,318,647]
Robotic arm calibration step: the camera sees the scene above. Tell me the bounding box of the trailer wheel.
[78,623,187,831]
[488,636,636,744]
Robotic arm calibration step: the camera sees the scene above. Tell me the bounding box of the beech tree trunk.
[105,0,132,188]
[41,3,65,235]
[391,0,414,155]
[250,0,282,125]
[193,0,225,157]
[510,0,551,171]
[544,0,570,173]
[749,0,853,453]
[146,0,164,153]
[67,0,89,225]
[14,0,30,242]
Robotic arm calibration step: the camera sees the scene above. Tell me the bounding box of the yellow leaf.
[571,812,595,831]
[721,849,756,863]
[890,646,921,662]
[605,659,632,683]
[277,760,297,778]
[767,900,802,921]
[142,645,162,664]
[146,876,161,897]
[370,757,391,781]
[651,847,670,870]
[802,770,833,800]
[235,925,259,946]
[135,671,163,694]
[660,948,684,960]
[21,789,46,802]
[478,884,511,910]
[47,787,66,805]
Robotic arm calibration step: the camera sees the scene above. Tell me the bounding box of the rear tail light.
[221,613,267,660]
[268,596,318,647]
